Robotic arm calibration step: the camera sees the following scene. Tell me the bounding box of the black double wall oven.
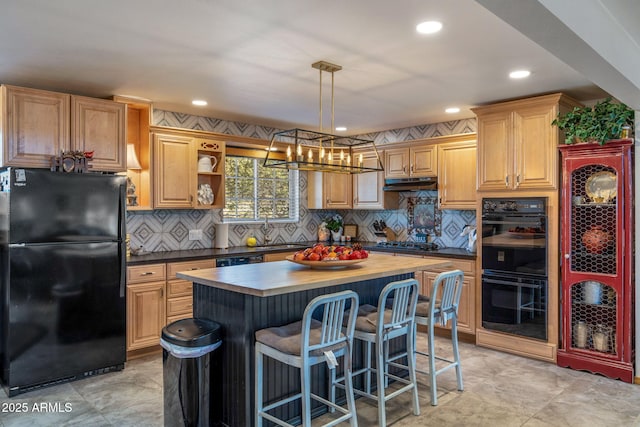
[481,198,548,341]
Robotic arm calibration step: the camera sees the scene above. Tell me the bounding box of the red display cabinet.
[557,140,634,382]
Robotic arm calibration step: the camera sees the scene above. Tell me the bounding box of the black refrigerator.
[0,168,127,396]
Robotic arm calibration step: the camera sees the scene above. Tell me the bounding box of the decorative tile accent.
[407,194,442,236]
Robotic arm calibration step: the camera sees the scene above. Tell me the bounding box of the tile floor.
[1,333,640,426]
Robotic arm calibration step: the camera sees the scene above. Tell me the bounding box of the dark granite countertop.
[126,240,476,265]
[362,244,476,260]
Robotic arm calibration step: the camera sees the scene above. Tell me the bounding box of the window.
[224,155,299,222]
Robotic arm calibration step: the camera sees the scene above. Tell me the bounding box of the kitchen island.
[177,254,451,426]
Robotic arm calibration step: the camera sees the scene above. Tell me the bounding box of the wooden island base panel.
[177,254,451,427]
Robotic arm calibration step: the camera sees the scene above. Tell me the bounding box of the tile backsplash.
[127,111,477,252]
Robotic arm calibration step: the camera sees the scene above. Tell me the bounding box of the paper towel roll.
[214,223,229,249]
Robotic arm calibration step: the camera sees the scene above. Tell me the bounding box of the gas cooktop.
[375,241,438,252]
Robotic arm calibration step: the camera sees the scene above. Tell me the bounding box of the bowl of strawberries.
[287,243,369,269]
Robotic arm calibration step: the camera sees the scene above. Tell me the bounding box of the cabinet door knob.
[564,253,570,259]
[516,174,521,188]
[505,175,509,187]
[403,165,407,173]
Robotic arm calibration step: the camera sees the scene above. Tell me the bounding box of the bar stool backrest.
[379,279,419,333]
[301,290,359,356]
[431,270,464,326]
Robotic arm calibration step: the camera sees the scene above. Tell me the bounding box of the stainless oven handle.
[482,277,543,289]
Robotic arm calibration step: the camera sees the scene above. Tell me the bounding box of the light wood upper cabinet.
[353,150,398,209]
[308,150,397,210]
[384,148,409,178]
[71,96,126,171]
[151,127,225,210]
[308,170,352,209]
[438,137,477,210]
[153,133,195,208]
[473,93,581,191]
[1,85,70,168]
[323,172,353,209]
[384,143,437,178]
[411,145,437,176]
[0,85,126,171]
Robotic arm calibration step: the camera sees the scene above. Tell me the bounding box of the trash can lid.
[161,318,222,348]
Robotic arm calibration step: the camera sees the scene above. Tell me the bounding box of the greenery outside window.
[224,153,299,222]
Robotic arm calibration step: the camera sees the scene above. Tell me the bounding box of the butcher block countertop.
[177,253,451,297]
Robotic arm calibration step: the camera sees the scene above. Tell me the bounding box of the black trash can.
[161,318,223,427]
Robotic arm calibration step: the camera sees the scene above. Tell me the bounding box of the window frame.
[223,154,299,224]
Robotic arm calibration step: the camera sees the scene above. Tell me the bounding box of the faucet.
[262,217,271,245]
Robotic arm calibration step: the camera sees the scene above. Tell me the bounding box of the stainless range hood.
[383,177,437,191]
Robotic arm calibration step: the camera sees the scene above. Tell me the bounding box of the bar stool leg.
[376,338,386,427]
[428,321,438,406]
[344,347,358,427]
[255,350,263,427]
[407,326,420,415]
[329,365,337,414]
[301,363,312,426]
[452,318,464,391]
[383,340,390,388]
[365,341,372,394]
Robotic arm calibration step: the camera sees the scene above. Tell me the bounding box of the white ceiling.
[1,0,634,135]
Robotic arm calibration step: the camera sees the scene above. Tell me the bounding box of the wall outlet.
[188,229,203,240]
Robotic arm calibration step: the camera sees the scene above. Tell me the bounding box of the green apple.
[246,236,257,247]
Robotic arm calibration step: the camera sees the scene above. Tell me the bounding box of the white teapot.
[198,155,218,172]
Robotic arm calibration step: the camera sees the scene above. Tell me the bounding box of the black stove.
[375,241,438,252]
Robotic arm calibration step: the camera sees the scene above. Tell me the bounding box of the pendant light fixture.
[264,61,384,174]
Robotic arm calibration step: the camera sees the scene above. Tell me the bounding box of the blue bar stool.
[255,290,360,426]
[414,269,465,406]
[336,278,420,426]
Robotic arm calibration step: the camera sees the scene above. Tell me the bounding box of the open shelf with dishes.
[557,140,634,382]
[195,138,225,209]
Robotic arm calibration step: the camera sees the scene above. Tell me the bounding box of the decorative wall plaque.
[407,195,441,236]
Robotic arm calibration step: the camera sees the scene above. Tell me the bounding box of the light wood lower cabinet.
[126,259,214,354]
[126,263,167,352]
[263,252,297,262]
[396,254,476,335]
[422,258,476,335]
[166,259,215,323]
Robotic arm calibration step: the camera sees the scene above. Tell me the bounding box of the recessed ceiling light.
[192,99,208,106]
[509,70,531,79]
[445,107,460,114]
[335,126,347,132]
[416,21,443,34]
